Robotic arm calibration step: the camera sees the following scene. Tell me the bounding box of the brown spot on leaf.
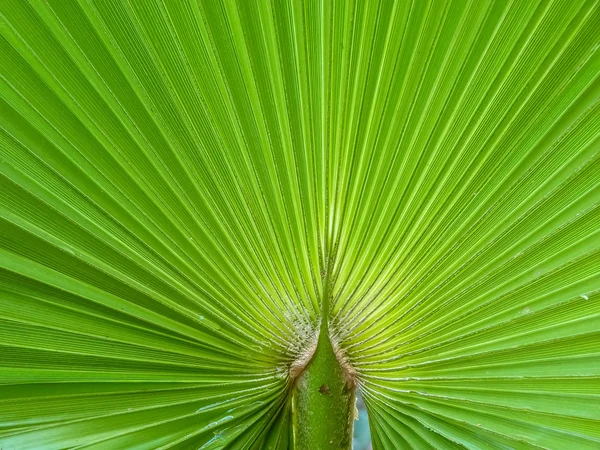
[318,384,331,396]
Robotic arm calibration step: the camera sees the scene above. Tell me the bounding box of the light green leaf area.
[0,0,599,449]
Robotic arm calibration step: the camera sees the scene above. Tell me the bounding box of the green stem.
[292,265,356,449]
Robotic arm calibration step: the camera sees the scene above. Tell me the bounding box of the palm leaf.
[1,0,599,448]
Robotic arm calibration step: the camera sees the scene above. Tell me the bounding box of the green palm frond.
[1,0,599,448]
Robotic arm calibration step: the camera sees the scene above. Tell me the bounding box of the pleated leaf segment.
[1,0,599,449]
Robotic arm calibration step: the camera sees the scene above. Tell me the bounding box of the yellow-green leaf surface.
[1,0,599,448]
